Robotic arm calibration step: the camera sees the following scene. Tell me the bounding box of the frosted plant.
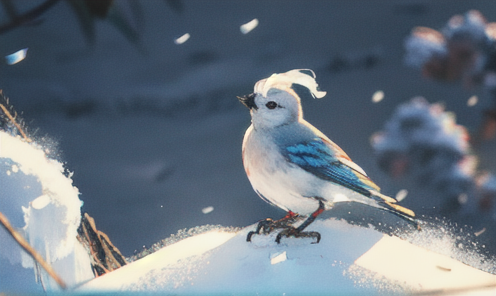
[404,10,496,86]
[372,97,476,210]
[404,27,447,71]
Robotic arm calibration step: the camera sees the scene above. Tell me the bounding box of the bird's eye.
[266,101,278,109]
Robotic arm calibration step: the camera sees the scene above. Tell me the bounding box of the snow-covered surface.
[78,219,496,295]
[0,131,93,292]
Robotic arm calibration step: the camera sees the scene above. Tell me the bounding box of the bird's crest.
[254,69,327,100]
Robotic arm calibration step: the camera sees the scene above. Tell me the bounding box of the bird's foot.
[275,227,321,244]
[246,213,299,242]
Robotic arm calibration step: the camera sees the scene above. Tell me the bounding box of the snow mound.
[0,130,93,291]
[78,218,496,295]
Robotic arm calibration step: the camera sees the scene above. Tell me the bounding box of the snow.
[79,220,383,294]
[174,33,190,45]
[371,90,385,103]
[0,131,93,291]
[80,230,235,291]
[354,235,495,292]
[78,219,496,295]
[201,206,214,214]
[467,95,479,106]
[270,250,287,265]
[240,18,259,34]
[4,48,28,65]
[395,189,408,202]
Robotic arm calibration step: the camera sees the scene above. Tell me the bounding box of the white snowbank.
[78,218,496,295]
[0,131,93,291]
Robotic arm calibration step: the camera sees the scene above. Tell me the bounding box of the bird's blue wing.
[282,138,378,197]
[282,138,417,224]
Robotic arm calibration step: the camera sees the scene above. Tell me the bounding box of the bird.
[238,69,418,244]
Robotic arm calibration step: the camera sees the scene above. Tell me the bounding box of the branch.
[0,102,31,142]
[0,211,67,290]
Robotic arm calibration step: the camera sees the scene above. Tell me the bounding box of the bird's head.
[238,69,326,129]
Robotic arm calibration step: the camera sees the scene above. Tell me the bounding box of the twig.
[0,211,67,290]
[77,213,127,277]
[0,103,31,142]
[80,218,111,276]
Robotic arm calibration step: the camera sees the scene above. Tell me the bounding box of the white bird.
[239,69,418,244]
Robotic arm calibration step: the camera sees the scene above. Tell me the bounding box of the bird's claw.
[275,227,321,244]
[246,216,298,242]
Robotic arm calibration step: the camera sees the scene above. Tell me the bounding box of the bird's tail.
[369,190,420,230]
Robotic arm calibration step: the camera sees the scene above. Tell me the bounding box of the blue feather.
[282,138,373,197]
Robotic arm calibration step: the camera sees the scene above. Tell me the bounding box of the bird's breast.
[242,128,324,215]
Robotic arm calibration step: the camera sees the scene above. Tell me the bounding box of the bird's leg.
[275,198,325,244]
[246,211,299,242]
[266,211,300,232]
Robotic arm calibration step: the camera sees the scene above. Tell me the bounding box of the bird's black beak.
[237,93,258,110]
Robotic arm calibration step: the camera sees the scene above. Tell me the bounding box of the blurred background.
[0,0,495,257]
